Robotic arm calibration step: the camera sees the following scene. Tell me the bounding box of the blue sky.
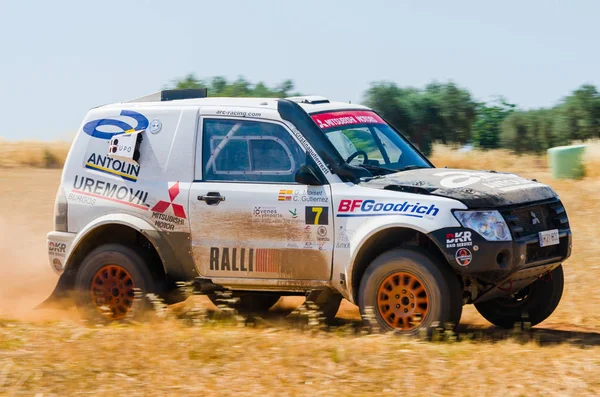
[0,0,598,140]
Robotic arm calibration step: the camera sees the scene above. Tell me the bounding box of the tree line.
[172,74,600,155]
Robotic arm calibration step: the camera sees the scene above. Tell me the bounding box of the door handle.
[198,192,226,205]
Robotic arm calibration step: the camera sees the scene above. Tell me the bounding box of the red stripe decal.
[72,189,149,210]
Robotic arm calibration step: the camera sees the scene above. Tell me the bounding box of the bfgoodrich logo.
[337,199,439,218]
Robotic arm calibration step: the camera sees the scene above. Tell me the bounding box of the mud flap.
[35,272,75,310]
[302,289,343,325]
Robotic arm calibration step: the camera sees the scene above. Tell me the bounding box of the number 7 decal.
[305,206,329,225]
[312,207,322,225]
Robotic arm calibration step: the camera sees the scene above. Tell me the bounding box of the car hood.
[359,168,557,208]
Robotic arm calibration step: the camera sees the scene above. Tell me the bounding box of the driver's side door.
[189,116,333,281]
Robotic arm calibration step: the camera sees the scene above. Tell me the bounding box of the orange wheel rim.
[90,265,135,320]
[377,272,429,330]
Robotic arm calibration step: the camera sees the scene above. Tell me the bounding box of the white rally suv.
[45,90,572,333]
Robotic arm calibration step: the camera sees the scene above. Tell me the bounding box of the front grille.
[500,199,569,240]
[526,239,565,263]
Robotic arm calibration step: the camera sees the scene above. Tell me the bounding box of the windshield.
[311,110,431,174]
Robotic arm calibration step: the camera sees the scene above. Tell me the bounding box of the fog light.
[496,250,510,268]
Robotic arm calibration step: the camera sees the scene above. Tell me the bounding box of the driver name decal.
[311,111,385,129]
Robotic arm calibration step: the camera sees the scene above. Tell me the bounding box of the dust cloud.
[0,217,69,320]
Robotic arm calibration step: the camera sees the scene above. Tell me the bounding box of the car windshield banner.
[311,110,385,130]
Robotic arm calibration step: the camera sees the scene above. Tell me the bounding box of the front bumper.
[429,225,571,302]
[47,231,77,275]
[429,227,572,284]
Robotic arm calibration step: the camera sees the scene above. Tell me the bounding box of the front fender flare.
[341,222,441,304]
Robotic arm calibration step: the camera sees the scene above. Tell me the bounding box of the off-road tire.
[75,244,156,322]
[475,265,564,328]
[208,292,281,314]
[358,247,462,335]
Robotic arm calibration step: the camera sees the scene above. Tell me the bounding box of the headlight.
[453,210,511,241]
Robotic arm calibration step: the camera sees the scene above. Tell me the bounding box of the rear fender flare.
[64,213,167,274]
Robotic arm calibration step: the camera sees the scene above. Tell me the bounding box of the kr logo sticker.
[152,182,186,219]
[83,110,149,140]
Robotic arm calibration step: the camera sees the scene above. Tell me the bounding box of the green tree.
[364,83,434,154]
[169,75,298,98]
[172,73,205,89]
[364,81,475,155]
[472,97,516,149]
[425,82,477,145]
[553,84,600,142]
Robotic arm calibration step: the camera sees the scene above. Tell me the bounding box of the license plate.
[539,229,559,247]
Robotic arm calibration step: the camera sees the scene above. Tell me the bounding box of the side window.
[202,118,305,183]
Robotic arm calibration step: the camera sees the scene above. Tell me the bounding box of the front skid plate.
[474,262,560,304]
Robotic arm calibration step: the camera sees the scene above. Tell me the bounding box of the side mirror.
[295,164,323,186]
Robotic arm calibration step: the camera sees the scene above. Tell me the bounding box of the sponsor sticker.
[48,242,66,257]
[151,182,186,231]
[337,199,439,218]
[52,258,63,273]
[209,247,279,273]
[253,207,282,219]
[149,119,162,134]
[446,231,473,248]
[317,226,327,238]
[289,208,298,218]
[434,171,539,191]
[215,110,262,118]
[311,110,385,130]
[68,192,96,206]
[455,248,472,267]
[71,175,149,210]
[83,110,149,140]
[316,225,330,249]
[335,226,351,249]
[85,153,140,182]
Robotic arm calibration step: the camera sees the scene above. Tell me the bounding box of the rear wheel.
[208,292,281,314]
[75,244,156,322]
[359,248,462,335]
[475,265,564,328]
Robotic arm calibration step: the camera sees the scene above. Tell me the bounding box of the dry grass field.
[0,143,599,395]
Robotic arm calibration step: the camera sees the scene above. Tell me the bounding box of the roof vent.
[286,95,330,105]
[128,88,208,103]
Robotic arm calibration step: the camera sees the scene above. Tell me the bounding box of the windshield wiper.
[397,165,428,172]
[358,164,396,176]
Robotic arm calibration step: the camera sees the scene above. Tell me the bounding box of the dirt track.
[0,168,599,332]
[1,168,600,396]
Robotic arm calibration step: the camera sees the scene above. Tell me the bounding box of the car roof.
[99,96,372,115]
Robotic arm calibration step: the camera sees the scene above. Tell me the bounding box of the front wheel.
[475,265,564,328]
[358,248,463,335]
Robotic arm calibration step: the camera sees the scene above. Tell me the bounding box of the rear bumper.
[47,231,77,275]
